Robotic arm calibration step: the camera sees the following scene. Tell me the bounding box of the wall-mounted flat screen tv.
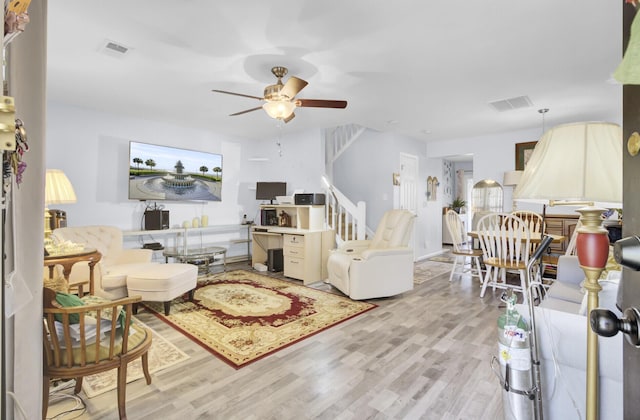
[128,141,223,202]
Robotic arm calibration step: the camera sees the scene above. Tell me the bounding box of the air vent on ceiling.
[100,40,130,57]
[488,95,533,112]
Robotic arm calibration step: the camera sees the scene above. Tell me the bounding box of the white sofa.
[52,225,156,299]
[515,255,623,420]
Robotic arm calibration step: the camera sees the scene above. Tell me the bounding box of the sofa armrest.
[113,249,153,264]
[360,247,412,259]
[335,240,371,253]
[515,303,623,383]
[556,255,584,286]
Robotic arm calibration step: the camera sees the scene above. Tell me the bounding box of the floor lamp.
[513,121,623,420]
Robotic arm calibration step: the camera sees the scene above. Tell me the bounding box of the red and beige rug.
[143,270,376,368]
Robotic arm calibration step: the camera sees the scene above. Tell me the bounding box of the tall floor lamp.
[513,121,623,420]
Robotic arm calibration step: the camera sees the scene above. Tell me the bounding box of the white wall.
[332,129,440,259]
[428,127,546,214]
[46,104,325,231]
[240,128,325,225]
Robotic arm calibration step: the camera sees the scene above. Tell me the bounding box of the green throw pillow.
[54,293,128,330]
[54,292,84,324]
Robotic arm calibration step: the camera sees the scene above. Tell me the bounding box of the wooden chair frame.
[444,209,483,283]
[42,288,152,420]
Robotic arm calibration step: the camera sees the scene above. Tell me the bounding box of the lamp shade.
[45,169,77,205]
[513,122,622,208]
[262,100,295,120]
[503,170,523,187]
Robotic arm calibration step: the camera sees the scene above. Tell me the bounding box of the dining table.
[467,231,564,244]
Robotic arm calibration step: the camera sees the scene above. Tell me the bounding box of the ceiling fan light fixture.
[262,100,295,120]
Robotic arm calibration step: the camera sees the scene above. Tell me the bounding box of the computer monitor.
[255,182,286,204]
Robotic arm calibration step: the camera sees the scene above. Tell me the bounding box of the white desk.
[252,226,334,285]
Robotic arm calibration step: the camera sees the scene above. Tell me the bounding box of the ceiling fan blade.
[296,99,348,109]
[283,112,296,123]
[280,76,308,99]
[229,106,263,116]
[212,89,264,101]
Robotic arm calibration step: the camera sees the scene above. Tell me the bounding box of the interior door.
[399,153,418,213]
[621,3,640,416]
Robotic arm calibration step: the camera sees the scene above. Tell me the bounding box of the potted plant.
[450,197,466,214]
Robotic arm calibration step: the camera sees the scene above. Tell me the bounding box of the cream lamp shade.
[502,170,523,187]
[45,169,77,205]
[262,100,295,120]
[513,122,622,207]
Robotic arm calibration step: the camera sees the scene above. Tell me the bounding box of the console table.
[123,224,252,263]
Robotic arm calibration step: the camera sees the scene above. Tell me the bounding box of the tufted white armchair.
[52,225,155,299]
[326,209,415,300]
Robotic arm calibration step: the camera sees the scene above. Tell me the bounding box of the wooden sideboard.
[544,214,580,256]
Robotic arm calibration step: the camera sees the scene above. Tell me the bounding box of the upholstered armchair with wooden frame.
[42,287,153,420]
[326,209,415,300]
[52,225,156,299]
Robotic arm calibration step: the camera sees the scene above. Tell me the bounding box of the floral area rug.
[82,318,189,398]
[142,270,376,369]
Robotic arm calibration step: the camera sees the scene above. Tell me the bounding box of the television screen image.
[129,141,223,202]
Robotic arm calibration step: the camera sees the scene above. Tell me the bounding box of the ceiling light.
[262,101,295,120]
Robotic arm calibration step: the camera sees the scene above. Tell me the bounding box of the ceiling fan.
[212,66,347,123]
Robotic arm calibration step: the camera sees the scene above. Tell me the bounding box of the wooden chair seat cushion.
[483,258,526,270]
[451,248,483,257]
[49,323,150,366]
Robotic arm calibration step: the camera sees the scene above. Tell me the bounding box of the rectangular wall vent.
[99,40,131,57]
[105,42,128,54]
[488,95,533,112]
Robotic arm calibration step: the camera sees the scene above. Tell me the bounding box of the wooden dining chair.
[444,209,483,283]
[512,210,553,294]
[42,287,153,420]
[476,212,531,302]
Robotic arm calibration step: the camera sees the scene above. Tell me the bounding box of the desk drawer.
[284,246,304,258]
[284,234,305,248]
[284,256,305,280]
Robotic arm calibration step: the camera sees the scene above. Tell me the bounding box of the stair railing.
[323,177,366,244]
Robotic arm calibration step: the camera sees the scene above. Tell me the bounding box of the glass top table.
[162,246,227,274]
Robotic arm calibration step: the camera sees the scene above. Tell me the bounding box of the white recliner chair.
[52,225,157,299]
[326,209,415,300]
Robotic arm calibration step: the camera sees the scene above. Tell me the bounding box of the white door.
[399,153,418,213]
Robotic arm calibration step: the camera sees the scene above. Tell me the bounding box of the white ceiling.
[46,1,623,143]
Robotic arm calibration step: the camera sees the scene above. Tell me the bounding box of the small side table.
[44,248,102,296]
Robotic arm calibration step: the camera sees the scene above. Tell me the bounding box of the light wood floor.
[47,260,506,420]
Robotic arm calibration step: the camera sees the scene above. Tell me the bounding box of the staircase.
[323,178,366,245]
[323,124,368,245]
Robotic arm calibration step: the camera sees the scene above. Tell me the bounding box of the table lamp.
[503,170,523,211]
[513,121,623,420]
[44,169,76,242]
